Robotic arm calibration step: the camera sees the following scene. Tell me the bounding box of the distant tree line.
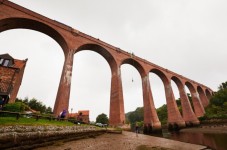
[125,107,144,130]
[125,96,191,127]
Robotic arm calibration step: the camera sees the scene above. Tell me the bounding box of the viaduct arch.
[0,0,213,129]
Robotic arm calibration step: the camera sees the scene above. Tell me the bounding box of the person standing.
[135,122,139,137]
[60,109,67,119]
[0,97,4,110]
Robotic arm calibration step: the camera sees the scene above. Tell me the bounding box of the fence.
[0,110,76,122]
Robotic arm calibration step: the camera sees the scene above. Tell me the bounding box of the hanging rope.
[131,52,135,83]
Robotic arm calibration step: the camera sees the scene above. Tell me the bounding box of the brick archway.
[0,1,214,127]
[76,43,118,72]
[75,43,123,125]
[197,86,209,107]
[121,58,146,77]
[150,69,185,127]
[205,89,213,100]
[185,81,205,117]
[0,17,70,110]
[171,76,199,125]
[0,18,69,53]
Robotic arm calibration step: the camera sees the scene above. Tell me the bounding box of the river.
[152,128,227,150]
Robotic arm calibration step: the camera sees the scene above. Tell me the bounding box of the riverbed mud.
[35,131,207,150]
[180,125,227,134]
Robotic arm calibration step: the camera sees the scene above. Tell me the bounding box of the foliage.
[156,104,168,125]
[125,107,144,130]
[209,88,227,106]
[125,95,192,126]
[156,97,186,125]
[96,113,109,124]
[218,81,227,90]
[3,102,29,112]
[202,82,227,119]
[28,98,46,113]
[15,97,52,114]
[127,107,144,124]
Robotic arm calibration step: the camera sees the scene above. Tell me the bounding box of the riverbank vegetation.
[125,98,188,128]
[125,107,144,129]
[199,81,227,121]
[1,97,52,114]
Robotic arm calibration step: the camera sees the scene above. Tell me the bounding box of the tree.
[210,89,227,106]
[218,81,227,90]
[125,107,144,130]
[46,107,52,114]
[127,107,144,124]
[3,102,29,112]
[96,113,109,124]
[156,104,168,125]
[28,98,46,113]
[203,81,227,119]
[15,97,52,114]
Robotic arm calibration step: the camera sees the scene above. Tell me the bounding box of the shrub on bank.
[3,102,29,112]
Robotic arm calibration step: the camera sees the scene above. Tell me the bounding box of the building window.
[0,59,3,65]
[3,59,9,67]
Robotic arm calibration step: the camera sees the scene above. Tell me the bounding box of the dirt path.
[35,131,207,150]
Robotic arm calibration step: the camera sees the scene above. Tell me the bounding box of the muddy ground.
[35,131,206,150]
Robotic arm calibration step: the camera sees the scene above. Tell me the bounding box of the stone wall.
[0,125,106,149]
[0,67,16,94]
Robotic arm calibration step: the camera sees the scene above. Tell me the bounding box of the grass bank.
[0,117,75,126]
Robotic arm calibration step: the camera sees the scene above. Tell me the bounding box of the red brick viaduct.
[0,0,213,129]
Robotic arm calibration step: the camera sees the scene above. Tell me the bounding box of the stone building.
[0,53,27,104]
[69,110,90,124]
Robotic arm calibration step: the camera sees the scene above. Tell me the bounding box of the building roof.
[13,59,27,69]
[0,53,27,68]
[69,113,78,118]
[69,110,89,117]
[78,110,89,116]
[0,53,14,60]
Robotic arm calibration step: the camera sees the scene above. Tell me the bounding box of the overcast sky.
[1,0,226,121]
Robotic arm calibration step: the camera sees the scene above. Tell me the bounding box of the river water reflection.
[152,129,227,150]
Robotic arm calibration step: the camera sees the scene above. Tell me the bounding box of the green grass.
[0,117,75,126]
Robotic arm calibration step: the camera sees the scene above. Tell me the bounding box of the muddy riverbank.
[35,131,207,150]
[180,124,227,134]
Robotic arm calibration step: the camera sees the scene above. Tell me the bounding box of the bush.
[3,102,29,112]
[198,116,207,121]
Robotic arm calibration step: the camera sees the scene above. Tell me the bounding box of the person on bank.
[60,109,67,119]
[0,97,5,110]
[135,122,139,137]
